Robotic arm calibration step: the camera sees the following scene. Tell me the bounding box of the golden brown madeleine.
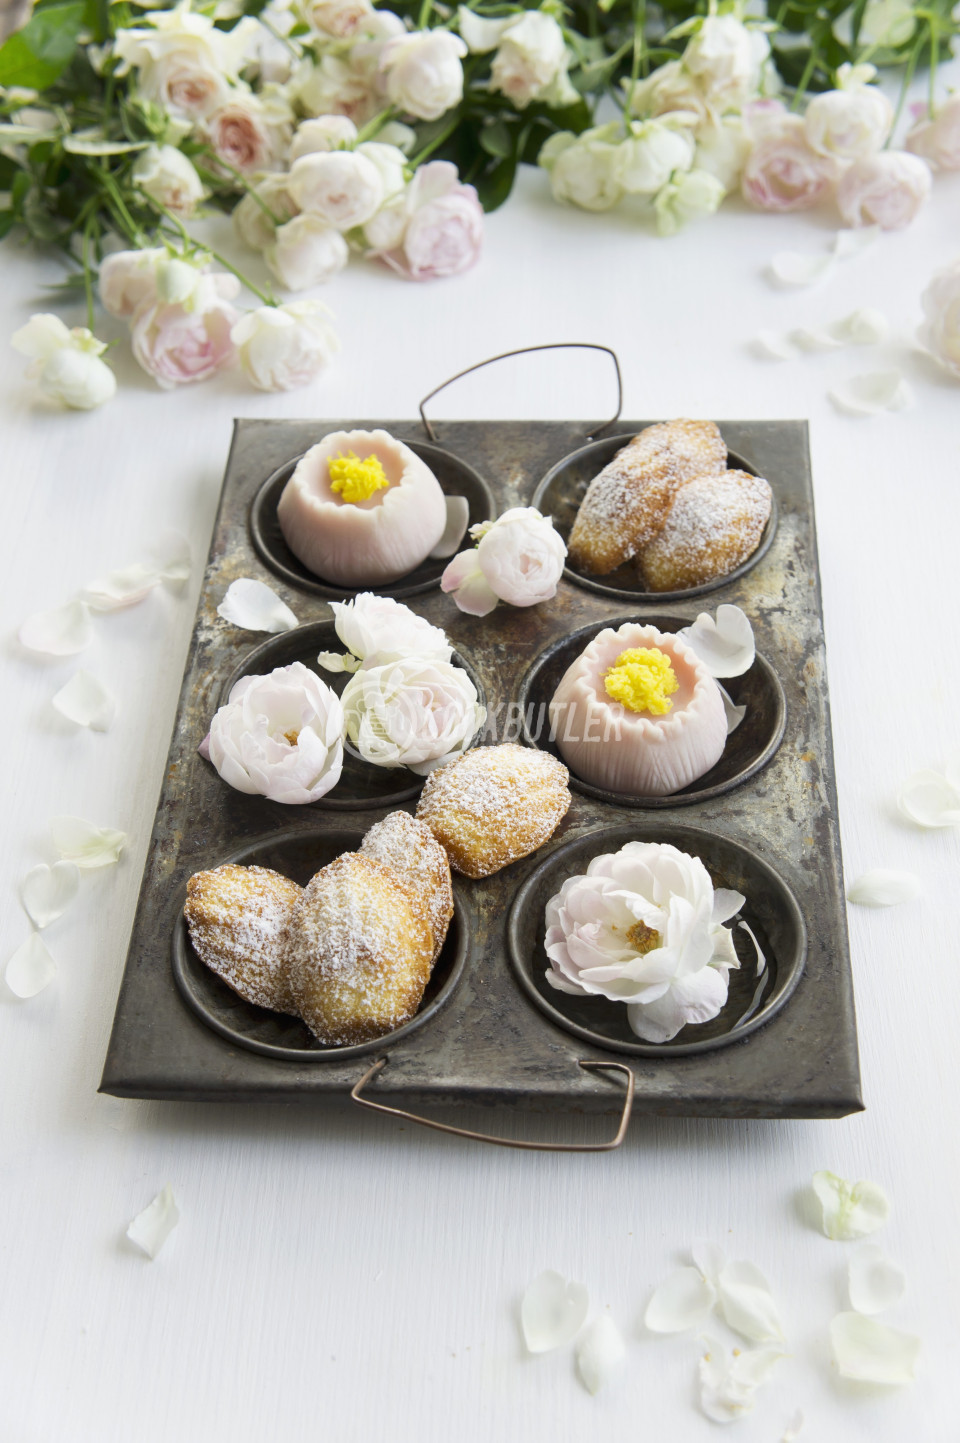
[637,469,772,593]
[184,863,301,1014]
[289,853,433,1045]
[416,743,571,879]
[360,810,454,965]
[568,419,727,575]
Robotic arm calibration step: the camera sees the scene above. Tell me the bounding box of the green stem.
[790,39,822,110]
[418,0,434,27]
[98,166,148,245]
[197,149,283,224]
[408,114,461,168]
[624,0,647,115]
[355,106,398,144]
[82,221,96,332]
[890,28,926,131]
[155,205,278,307]
[928,14,939,114]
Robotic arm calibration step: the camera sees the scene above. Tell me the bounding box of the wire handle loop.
[418,343,623,444]
[350,1057,634,1151]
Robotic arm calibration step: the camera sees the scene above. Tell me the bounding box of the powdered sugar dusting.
[639,470,772,592]
[361,811,453,963]
[184,864,301,1014]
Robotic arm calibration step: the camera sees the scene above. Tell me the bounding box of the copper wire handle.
[418,344,623,445]
[350,1057,634,1151]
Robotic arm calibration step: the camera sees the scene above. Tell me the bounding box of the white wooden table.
[2,137,959,1442]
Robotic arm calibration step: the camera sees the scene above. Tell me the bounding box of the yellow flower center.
[328,450,390,504]
[283,729,300,746]
[626,920,661,954]
[603,647,679,715]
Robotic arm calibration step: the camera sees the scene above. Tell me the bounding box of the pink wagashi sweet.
[548,623,727,797]
[276,428,448,587]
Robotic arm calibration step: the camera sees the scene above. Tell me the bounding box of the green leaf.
[0,1,85,89]
[0,210,17,240]
[474,154,518,212]
[479,117,515,160]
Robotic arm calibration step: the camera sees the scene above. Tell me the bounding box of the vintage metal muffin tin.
[101,418,861,1121]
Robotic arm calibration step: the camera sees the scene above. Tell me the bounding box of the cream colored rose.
[804,68,892,160]
[906,94,960,171]
[539,126,624,211]
[836,150,931,230]
[618,120,695,196]
[682,15,769,109]
[288,147,384,228]
[232,173,299,251]
[380,30,467,121]
[489,11,574,110]
[231,302,340,392]
[98,247,167,318]
[132,144,205,217]
[265,215,349,290]
[341,657,484,774]
[113,6,258,118]
[918,258,960,379]
[289,114,359,161]
[198,88,292,174]
[11,314,116,410]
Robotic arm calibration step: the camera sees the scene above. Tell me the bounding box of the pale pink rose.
[131,282,238,388]
[303,0,373,38]
[804,83,892,161]
[98,247,166,318]
[373,161,483,281]
[379,30,466,121]
[906,94,960,171]
[741,116,838,211]
[289,114,359,162]
[152,58,229,118]
[265,214,349,290]
[442,508,565,615]
[918,258,960,378]
[837,150,932,230]
[199,91,292,174]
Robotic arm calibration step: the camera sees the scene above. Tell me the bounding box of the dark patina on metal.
[100,418,861,1119]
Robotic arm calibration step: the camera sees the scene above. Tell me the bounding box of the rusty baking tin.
[101,419,861,1120]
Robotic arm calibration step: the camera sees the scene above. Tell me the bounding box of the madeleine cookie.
[568,420,727,575]
[289,853,433,1045]
[361,810,454,964]
[637,470,772,593]
[417,743,571,879]
[184,863,301,1014]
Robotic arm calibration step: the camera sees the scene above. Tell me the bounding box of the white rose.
[918,258,960,379]
[11,314,116,410]
[629,59,710,125]
[288,147,384,228]
[544,841,744,1044]
[618,120,695,196]
[232,172,299,250]
[539,128,624,211]
[132,144,205,217]
[804,70,892,160]
[682,15,769,109]
[489,11,574,110]
[366,160,483,281]
[98,246,167,317]
[341,657,484,774]
[265,214,350,289]
[694,115,750,190]
[837,150,931,230]
[380,30,467,121]
[355,139,407,202]
[231,302,340,391]
[302,0,374,39]
[198,87,292,174]
[836,0,916,48]
[906,94,960,171]
[208,660,344,803]
[113,7,259,118]
[295,53,380,125]
[654,166,726,234]
[318,592,452,672]
[289,114,359,161]
[441,507,566,616]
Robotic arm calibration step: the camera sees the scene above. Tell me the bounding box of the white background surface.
[2,109,959,1443]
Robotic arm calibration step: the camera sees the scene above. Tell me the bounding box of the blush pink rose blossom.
[741,115,838,211]
[372,161,483,281]
[906,95,960,171]
[837,150,932,230]
[131,276,239,388]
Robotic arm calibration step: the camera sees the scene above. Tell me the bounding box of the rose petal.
[847,869,922,907]
[792,325,845,352]
[50,815,127,869]
[828,371,913,417]
[447,569,500,617]
[691,1239,726,1287]
[699,1336,784,1423]
[19,600,93,656]
[521,1270,589,1353]
[428,496,471,559]
[678,606,755,678]
[769,251,836,286]
[81,562,161,611]
[316,651,361,673]
[830,1312,919,1385]
[718,684,747,734]
[897,769,960,828]
[718,1259,785,1344]
[781,1408,805,1440]
[833,225,881,258]
[217,579,298,633]
[830,308,889,345]
[51,671,116,731]
[738,919,766,976]
[812,1170,890,1240]
[644,1267,717,1333]
[20,861,80,929]
[126,1184,179,1260]
[848,1244,906,1315]
[751,330,797,361]
[5,933,56,998]
[575,1315,625,1395]
[155,532,191,591]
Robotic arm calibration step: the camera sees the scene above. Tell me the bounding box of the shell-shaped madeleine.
[277,428,447,587]
[549,624,727,797]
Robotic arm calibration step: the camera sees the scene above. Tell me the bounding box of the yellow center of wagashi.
[626,919,661,954]
[328,450,390,504]
[603,647,679,715]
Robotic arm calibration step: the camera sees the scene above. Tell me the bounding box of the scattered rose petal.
[52,671,116,731]
[752,330,797,361]
[691,1239,727,1283]
[428,496,471,559]
[738,919,766,976]
[792,324,845,352]
[20,861,80,929]
[81,562,161,611]
[945,751,960,792]
[645,1266,717,1333]
[126,1184,179,1259]
[576,1315,625,1395]
[217,578,298,633]
[828,371,913,417]
[848,1244,906,1315]
[699,1336,784,1422]
[830,1312,918,1385]
[521,1270,589,1353]
[833,225,880,258]
[831,308,889,345]
[718,684,747,734]
[897,769,960,828]
[19,600,93,657]
[717,1259,785,1344]
[847,869,922,907]
[155,533,191,591]
[769,251,836,287]
[679,606,755,678]
[5,933,56,998]
[51,815,127,869]
[781,1408,804,1440]
[813,1170,890,1240]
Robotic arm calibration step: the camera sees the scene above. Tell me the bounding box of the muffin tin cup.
[517,614,786,808]
[250,438,496,601]
[531,434,778,603]
[508,821,807,1058]
[172,827,470,1062]
[215,621,487,812]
